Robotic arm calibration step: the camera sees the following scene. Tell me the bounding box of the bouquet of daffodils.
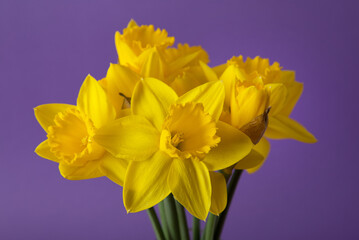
[34,20,316,240]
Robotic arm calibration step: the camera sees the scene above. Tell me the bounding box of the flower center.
[171,132,184,148]
[160,102,220,159]
[47,108,104,165]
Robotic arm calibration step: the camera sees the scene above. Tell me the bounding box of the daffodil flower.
[103,43,210,115]
[34,75,127,183]
[215,56,316,142]
[115,19,174,72]
[94,78,253,220]
[103,20,210,115]
[201,56,316,172]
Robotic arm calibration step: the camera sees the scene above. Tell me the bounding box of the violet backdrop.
[1,0,358,239]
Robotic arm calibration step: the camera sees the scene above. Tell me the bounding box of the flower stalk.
[164,194,180,240]
[158,201,170,240]
[192,217,201,240]
[214,169,243,239]
[175,200,190,240]
[146,207,165,240]
[203,213,217,240]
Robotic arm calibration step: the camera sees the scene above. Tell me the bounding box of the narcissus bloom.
[95,78,253,220]
[103,43,210,113]
[209,56,317,172]
[115,19,175,70]
[34,75,127,182]
[115,19,209,84]
[102,20,210,115]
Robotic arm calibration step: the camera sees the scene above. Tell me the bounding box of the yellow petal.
[169,158,211,220]
[281,81,303,116]
[203,121,253,171]
[34,104,75,132]
[266,115,317,143]
[100,152,129,186]
[124,151,172,212]
[35,140,59,162]
[115,31,137,67]
[138,48,165,80]
[95,115,160,161]
[167,51,200,74]
[163,43,209,65]
[59,159,104,180]
[77,75,116,128]
[219,65,245,107]
[212,63,227,77]
[246,138,271,173]
[235,138,270,170]
[106,63,140,116]
[106,63,139,98]
[209,172,227,216]
[132,78,178,130]
[177,80,225,121]
[117,108,131,118]
[234,150,263,170]
[280,70,295,84]
[230,84,269,129]
[98,77,108,89]
[127,19,138,28]
[199,61,219,82]
[169,65,208,96]
[265,83,287,116]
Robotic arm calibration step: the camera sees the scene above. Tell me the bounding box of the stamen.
[171,132,184,148]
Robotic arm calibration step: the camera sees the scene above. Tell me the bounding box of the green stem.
[203,213,217,240]
[192,217,200,240]
[214,169,243,240]
[147,207,165,240]
[164,194,180,240]
[158,201,170,240]
[175,200,190,240]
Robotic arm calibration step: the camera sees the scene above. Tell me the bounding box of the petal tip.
[308,136,318,144]
[59,169,69,180]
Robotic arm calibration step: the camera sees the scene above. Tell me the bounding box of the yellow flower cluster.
[34,20,316,221]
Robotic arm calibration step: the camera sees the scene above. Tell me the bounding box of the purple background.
[1,0,358,239]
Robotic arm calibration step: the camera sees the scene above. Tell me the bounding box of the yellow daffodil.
[104,20,210,115]
[104,44,209,114]
[115,19,174,72]
[34,75,127,183]
[201,56,316,172]
[94,78,253,220]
